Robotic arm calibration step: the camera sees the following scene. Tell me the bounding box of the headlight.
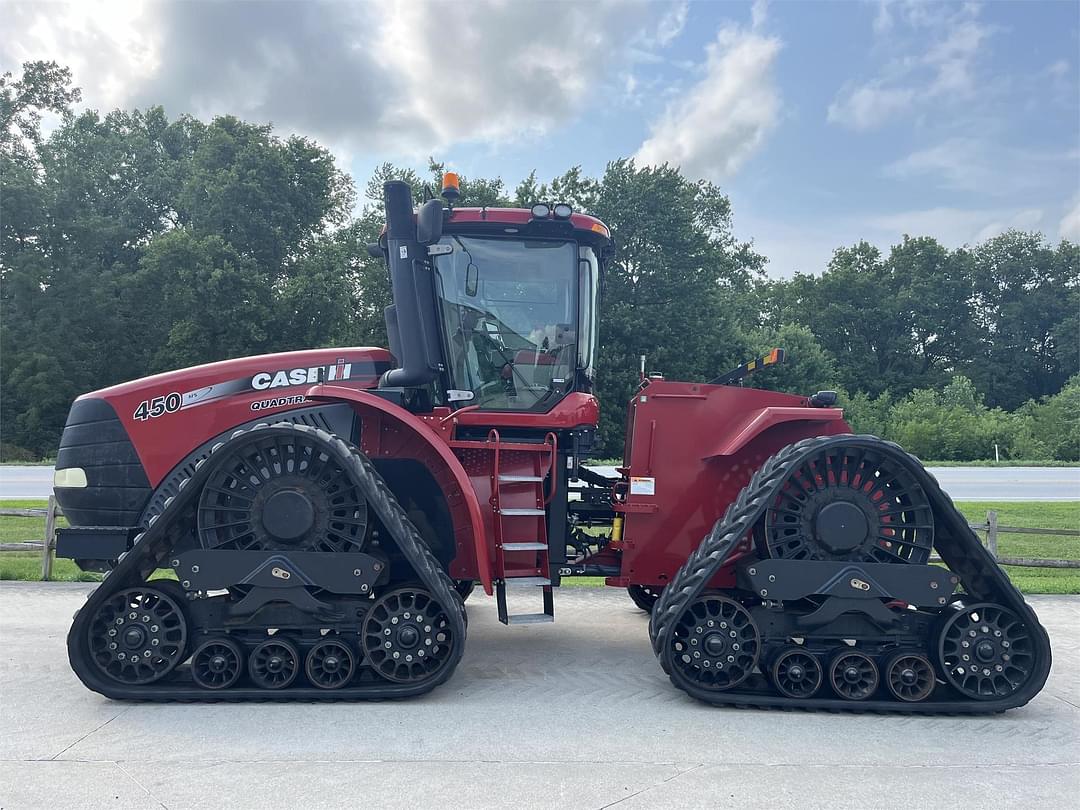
[530,203,551,219]
[54,467,88,488]
[553,203,573,219]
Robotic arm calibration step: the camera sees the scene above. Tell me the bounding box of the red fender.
[305,384,492,595]
[703,406,847,458]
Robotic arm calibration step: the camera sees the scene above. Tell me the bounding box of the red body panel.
[614,379,849,587]
[86,347,392,484]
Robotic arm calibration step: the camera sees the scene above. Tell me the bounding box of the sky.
[3,0,1078,277]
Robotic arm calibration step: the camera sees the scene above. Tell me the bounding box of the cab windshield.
[433,235,580,411]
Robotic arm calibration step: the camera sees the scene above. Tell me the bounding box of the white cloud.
[634,26,781,181]
[1060,199,1080,241]
[1,0,656,156]
[656,1,688,46]
[828,3,993,130]
[751,0,769,30]
[884,138,1080,196]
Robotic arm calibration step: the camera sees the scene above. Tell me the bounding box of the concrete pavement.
[1,583,1078,809]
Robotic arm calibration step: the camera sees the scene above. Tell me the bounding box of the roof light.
[531,203,550,219]
[553,203,573,219]
[441,172,460,202]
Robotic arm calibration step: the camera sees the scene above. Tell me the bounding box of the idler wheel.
[828,650,879,700]
[305,638,356,690]
[248,638,300,689]
[191,637,244,690]
[669,594,760,691]
[86,586,188,685]
[362,587,458,684]
[936,603,1035,700]
[884,651,935,702]
[771,647,823,699]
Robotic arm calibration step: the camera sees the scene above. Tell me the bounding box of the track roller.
[770,646,823,699]
[248,638,300,689]
[884,651,935,702]
[828,650,879,700]
[305,638,356,689]
[191,637,244,690]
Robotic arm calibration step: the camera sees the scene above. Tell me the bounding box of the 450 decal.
[133,392,182,421]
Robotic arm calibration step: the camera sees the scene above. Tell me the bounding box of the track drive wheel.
[86,586,188,685]
[362,587,459,684]
[828,650,879,700]
[305,638,356,689]
[628,584,664,613]
[248,638,300,689]
[669,594,759,691]
[763,443,934,564]
[770,646,823,699]
[936,603,1035,700]
[191,637,244,690]
[884,651,935,702]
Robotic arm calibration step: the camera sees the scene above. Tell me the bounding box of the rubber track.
[648,434,1053,714]
[66,422,468,701]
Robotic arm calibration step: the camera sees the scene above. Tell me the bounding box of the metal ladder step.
[506,613,555,625]
[503,576,550,586]
[502,542,547,552]
[499,508,545,516]
[499,474,544,483]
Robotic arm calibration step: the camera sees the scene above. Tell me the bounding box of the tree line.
[2,62,1077,461]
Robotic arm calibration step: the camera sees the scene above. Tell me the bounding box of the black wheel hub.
[87,587,187,685]
[363,588,457,684]
[261,489,315,541]
[670,595,759,691]
[197,433,367,552]
[763,444,934,564]
[937,603,1034,700]
[815,501,869,554]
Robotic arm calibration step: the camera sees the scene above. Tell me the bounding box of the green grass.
[3,499,1077,592]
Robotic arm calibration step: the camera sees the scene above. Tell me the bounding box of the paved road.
[0,583,1077,809]
[2,464,1079,501]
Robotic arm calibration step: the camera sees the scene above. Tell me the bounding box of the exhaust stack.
[380,181,443,388]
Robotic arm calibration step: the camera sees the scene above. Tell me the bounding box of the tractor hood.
[65,347,392,488]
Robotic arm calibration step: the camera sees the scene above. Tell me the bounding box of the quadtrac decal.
[131,358,369,421]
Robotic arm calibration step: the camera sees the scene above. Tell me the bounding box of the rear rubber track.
[66,422,468,701]
[648,434,1052,714]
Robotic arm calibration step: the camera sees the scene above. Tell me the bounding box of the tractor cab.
[377,175,613,414]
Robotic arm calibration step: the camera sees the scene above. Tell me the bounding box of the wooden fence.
[0,495,61,580]
[1,502,1078,580]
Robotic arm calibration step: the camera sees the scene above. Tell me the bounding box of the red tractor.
[54,176,1050,711]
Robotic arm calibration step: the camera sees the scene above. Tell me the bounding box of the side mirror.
[465,263,478,296]
[416,199,443,245]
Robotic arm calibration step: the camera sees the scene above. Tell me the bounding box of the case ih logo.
[251,358,352,390]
